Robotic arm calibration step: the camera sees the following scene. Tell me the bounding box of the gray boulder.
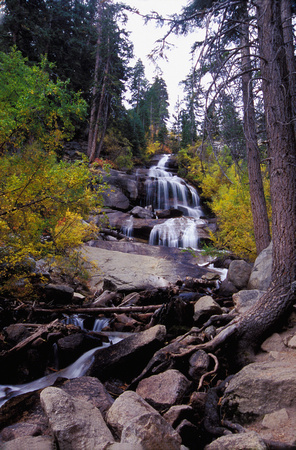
[248,241,272,290]
[44,284,74,305]
[193,296,223,323]
[106,391,182,449]
[102,187,130,211]
[136,369,191,411]
[40,386,115,449]
[221,359,296,421]
[131,206,154,219]
[227,259,252,290]
[232,289,266,314]
[205,431,267,449]
[121,412,182,450]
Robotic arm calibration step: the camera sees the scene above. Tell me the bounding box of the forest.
[0,0,296,387]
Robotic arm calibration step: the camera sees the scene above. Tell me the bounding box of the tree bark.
[240,2,271,255]
[233,0,296,355]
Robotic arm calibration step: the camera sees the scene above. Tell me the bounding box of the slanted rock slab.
[87,325,166,382]
[136,369,191,411]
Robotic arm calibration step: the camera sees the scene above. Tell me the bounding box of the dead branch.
[30,305,163,314]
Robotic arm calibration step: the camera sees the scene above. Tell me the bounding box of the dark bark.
[229,0,296,356]
[241,2,271,254]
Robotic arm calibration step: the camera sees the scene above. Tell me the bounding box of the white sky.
[123,0,199,122]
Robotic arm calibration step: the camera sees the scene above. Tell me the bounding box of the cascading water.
[121,215,134,237]
[146,155,205,249]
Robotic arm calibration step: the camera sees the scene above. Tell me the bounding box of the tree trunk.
[233,0,296,355]
[240,2,271,255]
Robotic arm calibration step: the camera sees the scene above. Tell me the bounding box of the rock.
[40,386,115,449]
[262,408,289,428]
[131,206,154,219]
[218,279,238,297]
[4,324,31,345]
[248,241,272,290]
[102,186,130,211]
[87,325,166,382]
[175,419,200,449]
[57,333,102,368]
[205,431,267,449]
[163,405,194,428]
[1,423,43,441]
[227,260,252,290]
[233,289,266,314]
[136,369,191,411]
[72,292,85,305]
[287,334,296,349]
[189,391,207,420]
[106,444,143,449]
[120,412,182,449]
[92,290,120,307]
[61,376,114,420]
[193,296,223,323]
[1,436,55,450]
[44,284,74,305]
[188,350,210,380]
[260,333,287,353]
[106,390,157,436]
[221,359,296,421]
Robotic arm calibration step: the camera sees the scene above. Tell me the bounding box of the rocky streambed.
[1,154,296,449]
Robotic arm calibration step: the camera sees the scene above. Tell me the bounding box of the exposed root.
[198,353,219,390]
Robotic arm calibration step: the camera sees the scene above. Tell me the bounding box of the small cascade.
[63,315,110,332]
[93,317,110,332]
[146,155,205,249]
[145,155,202,218]
[149,217,204,250]
[121,215,134,237]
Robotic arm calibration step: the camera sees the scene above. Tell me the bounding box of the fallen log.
[1,319,59,357]
[30,305,163,314]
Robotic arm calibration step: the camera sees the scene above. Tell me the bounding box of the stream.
[0,154,216,408]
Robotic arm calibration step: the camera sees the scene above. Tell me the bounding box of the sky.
[123,0,199,122]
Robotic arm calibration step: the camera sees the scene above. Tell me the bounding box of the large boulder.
[87,325,166,382]
[227,259,252,290]
[136,369,191,412]
[102,186,130,211]
[40,387,115,449]
[106,391,182,449]
[221,358,296,422]
[232,289,266,314]
[248,241,272,290]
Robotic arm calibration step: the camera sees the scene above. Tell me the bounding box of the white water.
[147,155,204,249]
[121,215,134,237]
[0,318,120,408]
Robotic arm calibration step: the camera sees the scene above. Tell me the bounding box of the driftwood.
[1,319,59,357]
[100,227,132,240]
[30,305,163,314]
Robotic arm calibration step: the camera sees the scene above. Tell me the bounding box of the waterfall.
[145,155,202,218]
[121,215,134,237]
[146,155,205,249]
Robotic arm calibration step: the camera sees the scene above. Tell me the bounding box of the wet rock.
[1,436,55,450]
[40,386,115,449]
[233,289,266,314]
[57,333,102,368]
[130,206,154,219]
[205,431,267,449]
[227,259,252,290]
[120,412,182,450]
[221,359,296,421]
[193,296,223,323]
[248,241,272,290]
[44,284,74,305]
[188,350,210,380]
[87,325,166,382]
[136,369,191,412]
